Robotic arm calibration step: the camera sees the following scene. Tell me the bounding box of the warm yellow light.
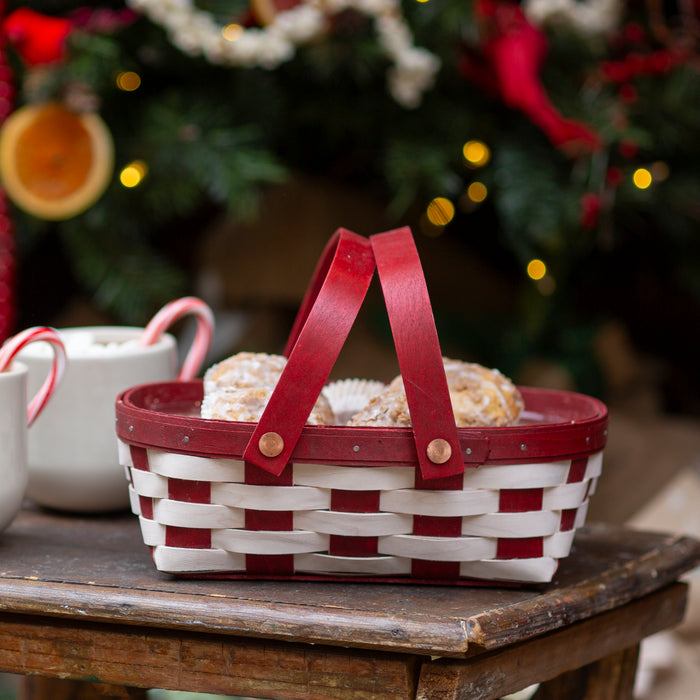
[633,168,652,189]
[467,181,488,203]
[462,140,490,168]
[426,197,455,226]
[527,259,547,281]
[115,71,141,91]
[120,160,148,188]
[222,24,243,41]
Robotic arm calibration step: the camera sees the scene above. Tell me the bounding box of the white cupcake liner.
[322,378,386,425]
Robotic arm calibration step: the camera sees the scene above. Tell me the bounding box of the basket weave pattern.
[120,441,602,583]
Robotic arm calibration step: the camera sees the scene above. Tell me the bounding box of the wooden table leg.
[19,678,148,700]
[532,644,640,700]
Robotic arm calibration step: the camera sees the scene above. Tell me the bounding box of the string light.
[120,160,148,188]
[650,161,670,182]
[527,259,547,281]
[115,71,141,91]
[632,168,652,189]
[466,182,487,203]
[426,197,455,226]
[462,140,490,168]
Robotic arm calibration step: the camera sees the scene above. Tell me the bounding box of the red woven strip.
[496,537,544,559]
[499,488,544,513]
[330,489,380,557]
[330,535,378,557]
[130,446,154,520]
[129,445,149,471]
[560,508,578,531]
[245,462,294,575]
[567,456,588,483]
[412,560,461,580]
[411,471,463,578]
[166,526,211,549]
[331,489,380,512]
[168,477,211,503]
[138,496,153,520]
[164,478,213,549]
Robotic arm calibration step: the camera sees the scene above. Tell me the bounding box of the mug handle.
[0,326,67,427]
[140,297,215,381]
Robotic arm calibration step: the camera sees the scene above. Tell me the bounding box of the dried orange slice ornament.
[0,102,113,220]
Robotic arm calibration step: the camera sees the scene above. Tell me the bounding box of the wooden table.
[0,507,698,700]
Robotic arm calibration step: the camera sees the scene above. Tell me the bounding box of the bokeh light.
[462,140,490,168]
[222,24,243,42]
[466,181,487,203]
[632,168,652,189]
[527,259,547,281]
[426,197,455,226]
[115,71,141,91]
[120,160,148,188]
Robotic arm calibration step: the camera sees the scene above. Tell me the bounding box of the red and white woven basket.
[116,227,608,585]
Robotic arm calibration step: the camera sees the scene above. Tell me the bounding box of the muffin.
[200,351,335,425]
[347,358,523,428]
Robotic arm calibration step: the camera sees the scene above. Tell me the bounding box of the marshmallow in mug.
[26,330,145,358]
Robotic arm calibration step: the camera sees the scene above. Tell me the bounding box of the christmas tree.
[1,0,698,410]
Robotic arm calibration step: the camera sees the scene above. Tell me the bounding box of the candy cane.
[0,326,67,426]
[140,297,214,380]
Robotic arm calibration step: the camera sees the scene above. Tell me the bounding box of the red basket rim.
[116,381,607,468]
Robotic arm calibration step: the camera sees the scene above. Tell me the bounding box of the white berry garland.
[523,0,623,36]
[126,0,440,108]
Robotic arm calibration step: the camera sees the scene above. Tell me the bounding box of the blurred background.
[0,0,698,697]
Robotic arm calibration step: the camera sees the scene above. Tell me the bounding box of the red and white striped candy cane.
[0,326,67,426]
[140,297,214,380]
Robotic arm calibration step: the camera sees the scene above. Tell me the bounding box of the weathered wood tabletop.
[0,506,698,699]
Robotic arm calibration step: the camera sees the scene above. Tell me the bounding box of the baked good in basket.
[201,351,335,425]
[348,358,523,427]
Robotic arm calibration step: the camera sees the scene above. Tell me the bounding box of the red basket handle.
[244,228,376,475]
[371,228,465,478]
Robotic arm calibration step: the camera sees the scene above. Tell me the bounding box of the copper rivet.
[427,438,452,464]
[259,432,284,458]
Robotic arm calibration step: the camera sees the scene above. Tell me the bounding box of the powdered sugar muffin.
[201,386,335,425]
[201,351,335,425]
[203,352,287,394]
[347,358,523,428]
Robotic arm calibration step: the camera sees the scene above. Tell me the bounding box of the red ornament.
[0,1,15,343]
[460,1,601,155]
[580,192,602,229]
[1,8,73,66]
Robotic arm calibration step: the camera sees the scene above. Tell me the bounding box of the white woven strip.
[542,481,590,510]
[584,452,603,479]
[153,499,245,529]
[212,528,329,555]
[152,545,245,573]
[462,461,571,489]
[294,510,411,536]
[588,477,598,495]
[380,488,500,517]
[292,463,415,490]
[118,439,133,467]
[148,450,245,482]
[461,511,559,538]
[295,553,411,576]
[138,516,166,546]
[128,484,142,515]
[130,468,169,499]
[575,500,589,527]
[378,534,497,562]
[211,483,330,510]
[460,557,558,583]
[543,530,576,558]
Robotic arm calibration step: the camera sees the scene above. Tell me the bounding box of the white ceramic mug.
[17,297,214,513]
[0,327,66,532]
